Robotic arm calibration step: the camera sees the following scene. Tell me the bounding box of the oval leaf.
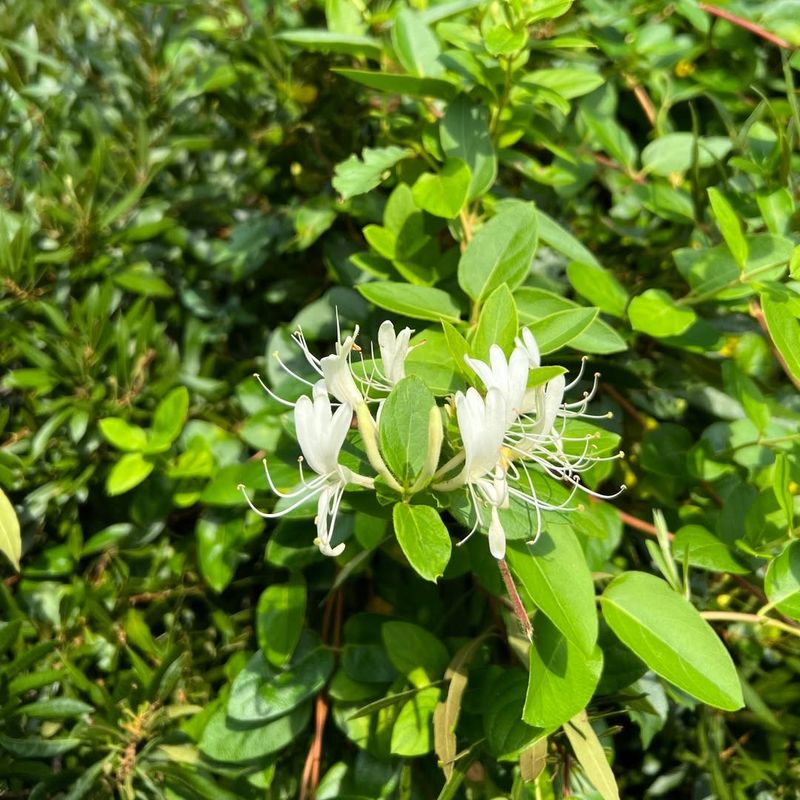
[600,571,743,710]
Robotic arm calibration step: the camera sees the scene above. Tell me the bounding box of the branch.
[699,4,793,50]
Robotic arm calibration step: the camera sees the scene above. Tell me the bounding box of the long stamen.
[253,373,296,408]
[238,482,323,519]
[262,458,326,498]
[273,352,316,386]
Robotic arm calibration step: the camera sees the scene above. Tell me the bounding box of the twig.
[299,589,341,800]
[750,299,800,391]
[600,383,644,427]
[497,559,533,641]
[699,4,793,50]
[623,73,657,127]
[701,610,800,638]
[617,508,674,540]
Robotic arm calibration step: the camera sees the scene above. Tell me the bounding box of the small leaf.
[600,572,743,710]
[149,385,189,450]
[566,262,629,318]
[391,686,440,756]
[333,68,456,100]
[563,710,620,800]
[412,158,471,219]
[392,9,443,77]
[760,292,800,385]
[484,24,526,56]
[275,29,381,59]
[526,308,598,354]
[440,95,496,200]
[256,574,307,667]
[98,418,148,452]
[628,289,696,338]
[765,541,800,620]
[708,188,748,269]
[0,488,21,571]
[358,282,462,323]
[383,621,450,687]
[106,452,155,496]
[379,376,438,488]
[458,203,538,302]
[393,503,451,582]
[333,145,413,201]
[441,320,472,380]
[472,283,518,361]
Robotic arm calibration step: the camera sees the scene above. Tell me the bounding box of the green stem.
[701,610,800,639]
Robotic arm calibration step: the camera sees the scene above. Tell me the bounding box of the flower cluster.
[239,319,623,562]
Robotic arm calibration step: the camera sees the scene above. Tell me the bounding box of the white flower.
[465,345,530,426]
[516,327,540,369]
[454,387,512,559]
[378,320,414,386]
[239,380,360,557]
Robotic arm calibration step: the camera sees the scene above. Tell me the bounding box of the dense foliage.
[2,0,800,798]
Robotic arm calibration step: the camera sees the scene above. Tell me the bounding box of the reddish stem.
[699,3,793,49]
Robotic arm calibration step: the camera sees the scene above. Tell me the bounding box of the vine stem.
[498,559,533,641]
[699,3,792,49]
[701,610,800,639]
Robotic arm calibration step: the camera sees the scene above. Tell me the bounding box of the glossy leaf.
[601,572,744,710]
[458,203,538,302]
[393,503,451,582]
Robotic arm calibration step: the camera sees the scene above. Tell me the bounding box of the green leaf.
[106,452,155,496]
[98,417,148,451]
[149,385,189,451]
[18,698,93,719]
[333,146,413,201]
[0,488,21,571]
[411,158,471,219]
[228,640,334,724]
[628,289,696,338]
[440,96,496,200]
[256,574,307,667]
[199,702,312,764]
[765,541,800,620]
[275,29,382,58]
[536,210,600,268]
[708,188,748,269]
[600,572,744,710]
[506,531,597,656]
[333,68,457,100]
[526,68,604,100]
[524,615,603,730]
[484,24,526,56]
[760,292,800,384]
[393,503,452,582]
[113,263,174,298]
[458,203,539,302]
[392,9,443,77]
[383,621,450,687]
[484,670,544,759]
[641,134,731,176]
[379,376,438,488]
[391,686,440,755]
[526,308,598,354]
[0,732,81,758]
[672,525,748,575]
[563,710,620,800]
[773,454,795,532]
[472,283,518,361]
[358,282,462,323]
[566,262,629,318]
[515,287,626,354]
[441,320,472,379]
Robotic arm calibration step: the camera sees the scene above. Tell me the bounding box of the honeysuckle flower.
[453,387,512,559]
[378,320,415,386]
[289,323,364,408]
[239,380,372,557]
[464,345,529,425]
